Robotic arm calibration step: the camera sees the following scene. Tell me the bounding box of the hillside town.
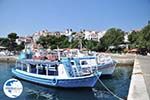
[1,23,150,56]
[15,29,129,50]
[15,29,105,48]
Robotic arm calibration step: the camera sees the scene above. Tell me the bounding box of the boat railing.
[80,67,93,75]
[15,59,59,76]
[72,67,80,77]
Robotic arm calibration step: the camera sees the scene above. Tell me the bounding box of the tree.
[141,25,150,49]
[128,24,150,54]
[0,38,9,47]
[83,39,99,51]
[37,36,49,49]
[16,42,25,51]
[128,31,139,44]
[37,35,70,49]
[99,28,125,51]
[128,30,140,48]
[7,33,19,51]
[128,25,150,49]
[8,33,19,41]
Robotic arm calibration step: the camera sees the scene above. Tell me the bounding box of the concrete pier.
[106,53,135,66]
[104,53,150,100]
[128,55,150,100]
[0,56,17,63]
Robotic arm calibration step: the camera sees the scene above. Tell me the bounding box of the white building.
[124,33,129,43]
[84,30,106,41]
[32,29,48,42]
[64,29,73,36]
[97,31,106,41]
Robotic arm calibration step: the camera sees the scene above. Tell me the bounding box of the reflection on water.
[0,63,132,100]
[23,86,96,100]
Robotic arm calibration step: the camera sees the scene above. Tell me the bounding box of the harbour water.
[0,63,132,100]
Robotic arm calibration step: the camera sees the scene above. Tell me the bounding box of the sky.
[0,0,150,37]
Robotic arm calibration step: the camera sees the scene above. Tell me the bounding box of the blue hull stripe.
[12,69,98,88]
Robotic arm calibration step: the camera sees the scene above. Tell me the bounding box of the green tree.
[7,33,19,51]
[0,38,9,47]
[141,25,150,49]
[8,33,19,41]
[37,35,70,49]
[37,36,50,48]
[68,39,79,48]
[128,31,139,44]
[128,24,150,51]
[99,28,125,51]
[128,31,141,48]
[16,42,25,51]
[83,39,99,51]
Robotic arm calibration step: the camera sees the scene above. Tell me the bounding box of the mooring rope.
[95,75,124,100]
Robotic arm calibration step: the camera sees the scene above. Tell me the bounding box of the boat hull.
[12,68,100,88]
[97,60,116,76]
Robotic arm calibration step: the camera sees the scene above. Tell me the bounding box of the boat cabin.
[69,57,97,75]
[15,57,95,79]
[16,60,59,76]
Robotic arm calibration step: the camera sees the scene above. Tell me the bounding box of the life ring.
[52,78,57,85]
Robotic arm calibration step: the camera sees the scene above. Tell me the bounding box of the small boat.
[12,59,101,88]
[61,49,116,76]
[69,56,116,76]
[96,55,117,76]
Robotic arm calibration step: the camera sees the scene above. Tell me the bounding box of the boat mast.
[57,46,61,60]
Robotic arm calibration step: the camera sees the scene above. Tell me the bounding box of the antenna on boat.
[57,46,61,60]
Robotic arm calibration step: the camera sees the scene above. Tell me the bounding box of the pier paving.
[128,55,150,100]
[137,55,150,98]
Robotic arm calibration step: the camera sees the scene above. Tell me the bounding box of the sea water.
[0,63,132,100]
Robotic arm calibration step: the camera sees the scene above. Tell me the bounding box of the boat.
[12,58,101,88]
[18,48,116,76]
[96,56,117,76]
[69,56,116,76]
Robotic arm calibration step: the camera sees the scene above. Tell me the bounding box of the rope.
[95,75,124,100]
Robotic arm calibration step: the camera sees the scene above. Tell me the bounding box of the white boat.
[12,59,101,88]
[70,56,116,76]
[96,56,116,76]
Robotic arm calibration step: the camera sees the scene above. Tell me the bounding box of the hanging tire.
[52,78,57,86]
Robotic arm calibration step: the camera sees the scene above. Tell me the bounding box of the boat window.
[16,62,22,70]
[30,64,37,73]
[48,67,56,71]
[51,64,57,67]
[23,64,27,71]
[81,61,88,65]
[38,64,47,75]
[48,64,58,76]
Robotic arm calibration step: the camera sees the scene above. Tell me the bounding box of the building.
[84,30,106,41]
[32,29,48,42]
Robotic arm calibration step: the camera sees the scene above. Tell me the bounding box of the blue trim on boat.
[12,68,99,88]
[76,56,96,60]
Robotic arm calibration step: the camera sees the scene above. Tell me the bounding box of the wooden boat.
[69,56,116,76]
[12,59,101,88]
[61,49,116,76]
